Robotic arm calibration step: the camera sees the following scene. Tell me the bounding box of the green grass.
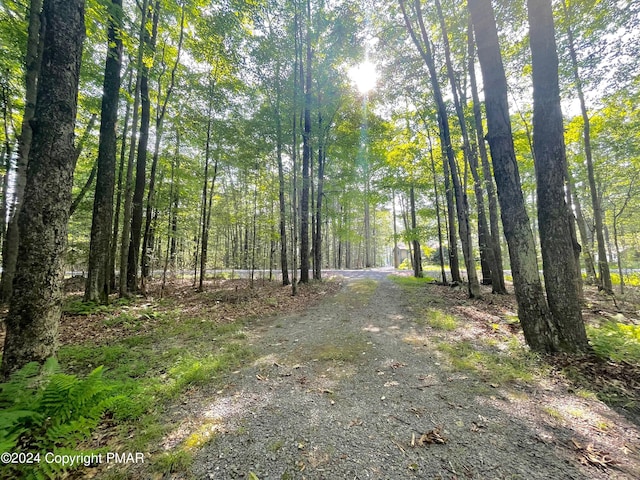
[56,306,255,477]
[424,309,458,330]
[302,333,370,363]
[587,321,640,363]
[334,279,378,307]
[436,339,541,385]
[389,275,436,287]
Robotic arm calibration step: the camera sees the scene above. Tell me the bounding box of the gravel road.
[188,269,638,479]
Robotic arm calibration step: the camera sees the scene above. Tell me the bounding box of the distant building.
[392,243,411,267]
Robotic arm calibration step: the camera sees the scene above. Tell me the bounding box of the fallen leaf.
[572,439,614,469]
[416,427,447,446]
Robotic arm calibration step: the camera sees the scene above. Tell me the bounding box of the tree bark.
[467,19,506,294]
[468,0,560,352]
[527,0,589,352]
[141,5,184,285]
[119,0,149,297]
[127,0,159,293]
[299,0,312,284]
[0,0,43,302]
[560,0,612,294]
[410,185,422,278]
[274,63,290,286]
[434,0,497,289]
[1,0,85,377]
[400,0,480,297]
[84,0,123,303]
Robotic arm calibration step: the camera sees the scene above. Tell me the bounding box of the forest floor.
[3,268,640,479]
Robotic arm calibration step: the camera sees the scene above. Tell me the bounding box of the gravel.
[188,268,639,479]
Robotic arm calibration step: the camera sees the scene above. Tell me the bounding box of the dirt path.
[183,269,639,479]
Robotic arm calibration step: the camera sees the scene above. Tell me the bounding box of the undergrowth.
[52,302,255,478]
[0,359,121,479]
[587,321,640,363]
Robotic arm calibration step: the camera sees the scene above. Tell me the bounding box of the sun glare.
[349,61,377,94]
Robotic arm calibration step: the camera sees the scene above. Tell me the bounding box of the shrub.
[588,321,640,363]
[0,359,122,479]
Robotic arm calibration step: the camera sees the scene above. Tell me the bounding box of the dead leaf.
[470,422,485,432]
[572,439,614,469]
[256,374,266,381]
[416,427,447,446]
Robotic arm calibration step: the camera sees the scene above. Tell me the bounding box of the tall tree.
[527,0,589,352]
[141,3,185,286]
[467,18,506,294]
[0,0,42,302]
[1,0,85,377]
[299,0,312,283]
[85,0,124,303]
[560,0,612,294]
[127,0,160,292]
[433,0,499,290]
[468,0,559,352]
[399,0,481,298]
[119,0,149,296]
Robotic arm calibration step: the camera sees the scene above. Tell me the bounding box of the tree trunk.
[142,5,184,286]
[1,0,85,378]
[84,0,123,303]
[127,0,159,293]
[119,0,149,297]
[568,173,597,283]
[275,63,290,286]
[428,132,448,285]
[314,128,325,280]
[434,0,497,289]
[410,185,422,278]
[442,142,460,282]
[527,0,589,352]
[299,0,312,284]
[469,0,560,353]
[0,0,43,302]
[400,0,480,297]
[109,69,133,290]
[468,19,506,294]
[560,0,612,294]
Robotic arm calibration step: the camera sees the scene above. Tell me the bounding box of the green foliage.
[588,321,640,363]
[424,309,458,331]
[398,258,411,270]
[610,273,640,288]
[436,339,540,385]
[389,275,436,286]
[0,359,122,479]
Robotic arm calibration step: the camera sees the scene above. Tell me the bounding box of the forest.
[1,0,640,478]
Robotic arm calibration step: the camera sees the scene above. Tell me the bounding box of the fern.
[0,359,123,479]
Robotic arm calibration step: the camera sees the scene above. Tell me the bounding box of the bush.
[0,359,122,479]
[588,321,640,363]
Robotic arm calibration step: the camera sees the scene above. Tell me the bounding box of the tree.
[1,0,86,377]
[0,0,42,302]
[127,0,160,293]
[84,0,124,303]
[560,0,612,294]
[468,0,560,352]
[527,0,589,352]
[399,0,480,298]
